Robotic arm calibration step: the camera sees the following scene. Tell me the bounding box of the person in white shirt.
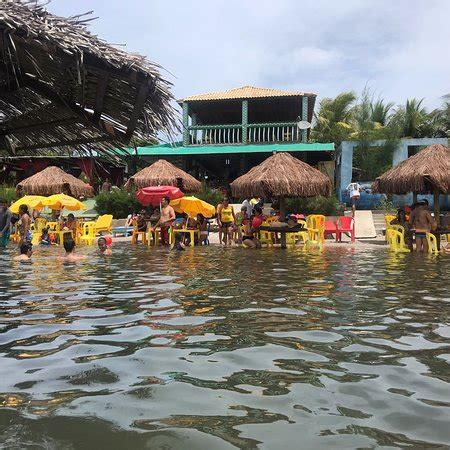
[241,198,253,217]
[346,181,362,216]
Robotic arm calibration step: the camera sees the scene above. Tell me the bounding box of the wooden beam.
[23,74,128,144]
[15,135,110,152]
[92,72,109,121]
[125,82,150,140]
[0,117,81,136]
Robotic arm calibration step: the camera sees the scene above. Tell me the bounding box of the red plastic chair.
[324,221,336,239]
[335,216,355,242]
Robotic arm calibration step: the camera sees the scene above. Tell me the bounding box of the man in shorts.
[346,181,361,216]
[409,200,435,252]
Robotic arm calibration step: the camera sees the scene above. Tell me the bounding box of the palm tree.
[311,92,356,145]
[390,98,430,138]
[429,95,450,138]
[370,99,394,126]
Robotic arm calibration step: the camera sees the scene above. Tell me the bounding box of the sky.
[48,0,450,110]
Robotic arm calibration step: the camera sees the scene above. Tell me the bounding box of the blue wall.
[336,138,449,209]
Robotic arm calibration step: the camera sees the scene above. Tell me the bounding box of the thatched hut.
[125,159,202,192]
[17,166,94,198]
[231,152,332,247]
[0,1,176,158]
[372,144,450,223]
[230,152,331,198]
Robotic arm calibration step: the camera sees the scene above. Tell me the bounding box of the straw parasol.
[372,144,450,224]
[231,152,332,247]
[16,166,94,198]
[125,159,202,192]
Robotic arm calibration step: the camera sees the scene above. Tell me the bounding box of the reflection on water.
[0,244,449,449]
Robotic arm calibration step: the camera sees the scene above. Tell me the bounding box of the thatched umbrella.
[372,144,450,224]
[125,159,202,192]
[230,152,332,247]
[16,166,94,198]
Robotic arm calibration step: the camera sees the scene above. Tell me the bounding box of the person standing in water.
[0,199,12,248]
[59,239,86,261]
[18,204,32,246]
[409,200,435,252]
[154,196,175,246]
[217,197,235,246]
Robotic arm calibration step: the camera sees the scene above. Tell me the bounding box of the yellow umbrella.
[43,193,86,211]
[10,195,47,214]
[170,196,215,218]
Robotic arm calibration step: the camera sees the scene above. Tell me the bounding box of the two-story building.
[129,86,334,187]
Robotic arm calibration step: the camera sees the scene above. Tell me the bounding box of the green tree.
[311,92,356,145]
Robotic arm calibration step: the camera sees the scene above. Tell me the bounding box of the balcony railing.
[187,122,301,145]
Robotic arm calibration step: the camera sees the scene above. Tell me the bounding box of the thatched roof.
[230,152,332,198]
[125,159,202,192]
[0,1,176,159]
[16,165,94,197]
[372,144,450,194]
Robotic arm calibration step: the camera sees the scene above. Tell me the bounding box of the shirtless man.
[409,200,435,252]
[154,196,175,246]
[18,204,32,246]
[14,242,33,261]
[59,239,86,261]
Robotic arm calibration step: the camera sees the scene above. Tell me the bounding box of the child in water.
[98,236,112,255]
[14,242,33,261]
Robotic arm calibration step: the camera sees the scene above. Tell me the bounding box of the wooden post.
[412,192,418,204]
[242,100,248,145]
[280,195,287,248]
[434,187,440,227]
[182,102,189,146]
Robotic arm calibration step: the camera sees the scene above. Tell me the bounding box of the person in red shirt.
[242,206,263,249]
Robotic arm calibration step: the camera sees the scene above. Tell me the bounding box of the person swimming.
[98,236,112,255]
[59,239,86,261]
[14,242,33,261]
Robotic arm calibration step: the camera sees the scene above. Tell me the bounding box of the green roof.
[123,142,334,156]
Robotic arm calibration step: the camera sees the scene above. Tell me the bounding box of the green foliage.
[196,182,223,207]
[310,92,356,145]
[286,195,340,216]
[0,187,17,204]
[373,196,395,212]
[95,188,141,219]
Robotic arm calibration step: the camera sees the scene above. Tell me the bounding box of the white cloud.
[48,0,450,110]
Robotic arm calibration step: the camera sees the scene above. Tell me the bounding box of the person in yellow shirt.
[217,197,236,246]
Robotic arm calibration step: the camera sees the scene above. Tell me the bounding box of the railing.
[187,122,301,145]
[188,125,242,145]
[247,122,300,143]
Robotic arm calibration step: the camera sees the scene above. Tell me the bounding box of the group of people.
[0,197,113,262]
[391,199,449,253]
[216,196,265,248]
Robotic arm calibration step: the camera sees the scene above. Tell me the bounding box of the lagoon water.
[0,244,449,449]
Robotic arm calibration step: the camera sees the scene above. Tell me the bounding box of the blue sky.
[49,0,449,110]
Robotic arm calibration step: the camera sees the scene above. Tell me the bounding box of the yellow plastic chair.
[390,224,405,235]
[79,222,96,245]
[258,225,274,246]
[94,214,113,234]
[386,229,410,253]
[295,219,309,244]
[425,233,438,254]
[131,220,147,245]
[384,214,396,241]
[306,215,325,242]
